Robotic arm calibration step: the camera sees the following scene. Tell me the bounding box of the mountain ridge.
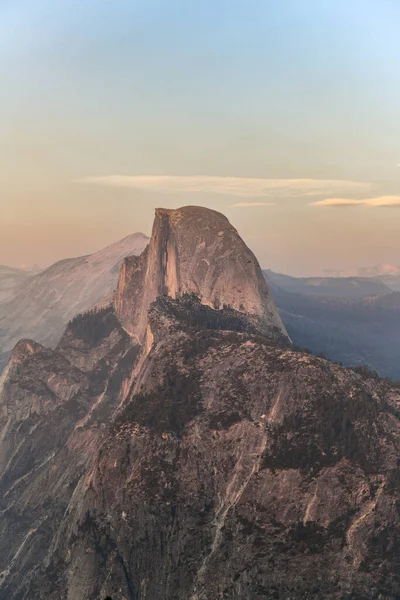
[0,207,399,599]
[0,232,149,372]
[265,271,400,380]
[264,269,391,299]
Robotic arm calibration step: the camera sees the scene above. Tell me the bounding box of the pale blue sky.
[1,0,400,274]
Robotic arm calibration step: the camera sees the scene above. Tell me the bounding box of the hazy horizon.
[2,213,399,280]
[2,1,400,275]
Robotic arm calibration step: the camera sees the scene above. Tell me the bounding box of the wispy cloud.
[80,175,371,198]
[230,202,275,208]
[310,195,400,208]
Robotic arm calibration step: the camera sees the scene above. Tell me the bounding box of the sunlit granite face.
[114,206,289,344]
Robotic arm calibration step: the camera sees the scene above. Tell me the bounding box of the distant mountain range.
[355,264,400,291]
[265,270,400,380]
[264,269,391,298]
[0,233,149,371]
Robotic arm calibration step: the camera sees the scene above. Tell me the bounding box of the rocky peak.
[114,206,289,344]
[1,207,400,599]
[6,338,43,364]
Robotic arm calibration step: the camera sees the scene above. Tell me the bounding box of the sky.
[1,0,400,275]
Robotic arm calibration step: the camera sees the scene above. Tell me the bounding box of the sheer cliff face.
[114,206,288,343]
[0,207,400,600]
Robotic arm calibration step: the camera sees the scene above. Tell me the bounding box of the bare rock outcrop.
[115,206,288,344]
[0,207,399,600]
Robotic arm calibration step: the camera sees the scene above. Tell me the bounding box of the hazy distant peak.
[353,264,400,292]
[356,264,400,277]
[0,232,149,371]
[86,232,149,265]
[0,265,28,276]
[264,269,391,299]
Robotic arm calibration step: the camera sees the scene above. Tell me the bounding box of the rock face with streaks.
[0,207,400,600]
[114,206,288,344]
